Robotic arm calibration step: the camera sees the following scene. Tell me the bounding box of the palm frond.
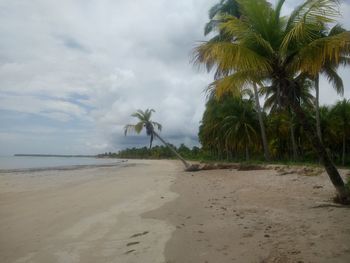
[124,122,144,135]
[207,72,252,99]
[131,110,145,121]
[286,0,340,30]
[219,15,275,55]
[295,31,350,76]
[193,41,271,74]
[152,121,162,131]
[322,65,344,95]
[274,0,286,22]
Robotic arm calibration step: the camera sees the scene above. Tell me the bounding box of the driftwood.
[185,163,267,172]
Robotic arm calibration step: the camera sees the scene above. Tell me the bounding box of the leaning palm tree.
[194,0,350,201]
[124,109,191,170]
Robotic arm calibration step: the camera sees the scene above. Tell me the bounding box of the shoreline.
[0,160,127,174]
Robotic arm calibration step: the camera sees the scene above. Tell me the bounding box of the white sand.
[0,160,179,263]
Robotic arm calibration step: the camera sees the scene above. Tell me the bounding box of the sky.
[0,0,349,155]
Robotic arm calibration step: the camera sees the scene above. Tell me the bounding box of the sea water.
[0,156,122,171]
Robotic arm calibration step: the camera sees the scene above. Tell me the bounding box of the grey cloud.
[0,0,349,155]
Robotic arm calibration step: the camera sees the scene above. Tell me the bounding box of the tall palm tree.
[194,0,350,201]
[124,109,191,169]
[261,77,315,161]
[204,0,270,161]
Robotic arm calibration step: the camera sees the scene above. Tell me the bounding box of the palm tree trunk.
[253,83,270,161]
[342,134,346,166]
[152,131,190,169]
[245,144,249,161]
[290,124,298,161]
[290,101,349,201]
[315,74,322,141]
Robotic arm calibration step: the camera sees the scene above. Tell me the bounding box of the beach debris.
[185,164,201,172]
[237,164,267,171]
[276,166,323,176]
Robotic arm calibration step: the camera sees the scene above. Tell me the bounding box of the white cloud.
[0,0,349,154]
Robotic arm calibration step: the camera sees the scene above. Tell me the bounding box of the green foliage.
[195,0,350,169]
[102,145,205,160]
[199,96,350,165]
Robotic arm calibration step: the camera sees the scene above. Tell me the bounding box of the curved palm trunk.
[315,74,322,141]
[152,131,190,169]
[290,101,349,201]
[245,144,249,161]
[253,83,271,161]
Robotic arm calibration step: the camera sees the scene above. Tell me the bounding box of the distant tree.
[330,99,350,166]
[124,108,191,169]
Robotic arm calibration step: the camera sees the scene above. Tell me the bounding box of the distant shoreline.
[14,154,97,158]
[0,161,127,173]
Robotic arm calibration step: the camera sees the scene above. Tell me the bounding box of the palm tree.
[204,0,271,161]
[124,109,191,170]
[261,77,315,161]
[222,97,258,161]
[194,0,350,201]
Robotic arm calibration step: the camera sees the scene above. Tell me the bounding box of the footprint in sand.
[124,249,135,255]
[130,231,149,238]
[126,241,140,247]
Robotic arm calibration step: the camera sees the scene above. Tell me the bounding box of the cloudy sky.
[0,0,349,155]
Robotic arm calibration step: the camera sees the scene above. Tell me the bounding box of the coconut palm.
[222,97,258,161]
[204,0,270,161]
[194,0,350,201]
[124,109,191,170]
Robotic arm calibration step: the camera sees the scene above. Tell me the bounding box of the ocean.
[0,156,122,171]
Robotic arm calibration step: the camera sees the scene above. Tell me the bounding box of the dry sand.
[147,165,350,263]
[1,160,350,263]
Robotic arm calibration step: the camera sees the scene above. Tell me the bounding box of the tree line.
[199,95,350,165]
[100,144,201,160]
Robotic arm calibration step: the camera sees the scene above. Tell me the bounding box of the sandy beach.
[0,160,178,263]
[1,160,350,263]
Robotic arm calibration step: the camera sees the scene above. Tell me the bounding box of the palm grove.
[121,0,350,202]
[194,0,350,201]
